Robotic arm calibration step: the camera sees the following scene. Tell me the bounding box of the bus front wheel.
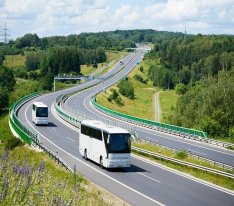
[84,149,87,160]
[100,157,104,169]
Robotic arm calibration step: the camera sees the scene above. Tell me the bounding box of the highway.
[16,52,234,206]
[65,62,234,168]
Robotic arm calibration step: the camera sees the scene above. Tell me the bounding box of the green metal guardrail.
[9,93,40,145]
[54,97,81,127]
[91,98,208,139]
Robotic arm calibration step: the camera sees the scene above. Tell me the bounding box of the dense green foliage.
[146,34,234,139]
[108,89,124,106]
[1,30,183,56]
[147,35,234,89]
[0,66,16,114]
[117,78,135,99]
[0,66,16,91]
[25,51,41,71]
[170,70,234,138]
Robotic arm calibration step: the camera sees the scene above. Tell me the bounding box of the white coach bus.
[79,120,131,168]
[32,102,48,125]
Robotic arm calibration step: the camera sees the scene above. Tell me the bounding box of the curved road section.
[17,52,234,206]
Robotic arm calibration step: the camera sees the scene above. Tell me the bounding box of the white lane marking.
[137,172,161,183]
[25,102,166,206]
[190,150,207,156]
[51,103,79,132]
[64,136,75,142]
[133,154,234,196]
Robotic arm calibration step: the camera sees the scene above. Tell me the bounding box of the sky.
[0,0,233,40]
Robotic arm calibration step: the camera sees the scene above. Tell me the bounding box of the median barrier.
[91,98,207,139]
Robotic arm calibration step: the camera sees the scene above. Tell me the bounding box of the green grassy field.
[160,90,179,123]
[106,51,127,63]
[96,58,159,120]
[81,51,127,76]
[4,54,26,67]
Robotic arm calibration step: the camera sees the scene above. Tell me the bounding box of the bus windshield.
[36,107,48,117]
[105,133,131,153]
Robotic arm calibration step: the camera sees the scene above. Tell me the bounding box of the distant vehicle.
[79,120,131,168]
[32,102,48,125]
[120,59,123,64]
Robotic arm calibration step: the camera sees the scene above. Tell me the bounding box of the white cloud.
[145,0,199,23]
[0,0,233,39]
[112,5,140,28]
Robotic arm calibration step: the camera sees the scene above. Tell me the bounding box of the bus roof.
[33,102,48,107]
[81,120,129,134]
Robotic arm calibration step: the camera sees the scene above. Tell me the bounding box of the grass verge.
[132,141,234,190]
[159,90,179,123]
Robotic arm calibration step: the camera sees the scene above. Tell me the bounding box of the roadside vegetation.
[133,141,234,190]
[0,145,127,206]
[81,51,127,76]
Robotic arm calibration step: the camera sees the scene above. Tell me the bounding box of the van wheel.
[100,157,104,169]
[84,149,87,160]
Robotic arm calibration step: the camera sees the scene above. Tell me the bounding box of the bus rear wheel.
[84,149,87,160]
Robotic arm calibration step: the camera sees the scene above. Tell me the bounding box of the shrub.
[175,150,188,160]
[175,83,187,95]
[133,74,147,84]
[115,96,124,106]
[5,137,24,150]
[109,89,119,100]
[139,66,144,72]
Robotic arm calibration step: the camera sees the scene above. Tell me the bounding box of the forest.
[146,34,234,139]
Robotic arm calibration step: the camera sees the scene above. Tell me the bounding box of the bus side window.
[93,129,102,141]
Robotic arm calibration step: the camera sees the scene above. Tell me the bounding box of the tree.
[39,70,53,91]
[0,87,9,114]
[15,33,40,48]
[26,52,41,70]
[117,78,135,99]
[0,66,16,91]
[179,66,191,85]
[0,50,5,65]
[175,83,187,95]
